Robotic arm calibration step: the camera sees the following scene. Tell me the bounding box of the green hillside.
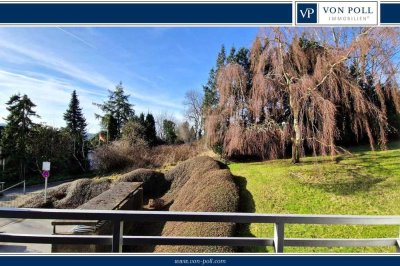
[230,141,400,253]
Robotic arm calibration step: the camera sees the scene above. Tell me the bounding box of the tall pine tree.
[64,90,87,137]
[144,113,157,146]
[1,94,39,180]
[64,90,88,172]
[102,114,118,141]
[94,82,135,139]
[163,120,177,144]
[226,46,236,63]
[202,45,226,113]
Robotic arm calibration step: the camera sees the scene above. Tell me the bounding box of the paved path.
[1,180,72,205]
[1,180,71,198]
[0,218,53,253]
[0,180,72,253]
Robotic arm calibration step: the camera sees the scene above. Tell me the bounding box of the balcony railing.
[0,207,399,253]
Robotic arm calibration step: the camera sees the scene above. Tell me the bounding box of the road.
[1,179,71,198]
[0,180,72,253]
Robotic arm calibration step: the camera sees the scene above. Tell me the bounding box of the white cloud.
[57,27,97,49]
[126,88,183,110]
[0,68,184,133]
[0,29,186,132]
[0,38,115,90]
[0,69,101,132]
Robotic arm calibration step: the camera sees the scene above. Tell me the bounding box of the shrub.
[92,140,152,173]
[121,120,148,147]
[117,168,170,198]
[92,140,206,174]
[149,141,206,168]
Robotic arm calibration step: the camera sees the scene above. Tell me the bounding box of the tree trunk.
[292,115,301,163]
[291,95,301,164]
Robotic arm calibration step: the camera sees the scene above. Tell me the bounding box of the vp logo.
[297,3,318,23]
[300,8,315,19]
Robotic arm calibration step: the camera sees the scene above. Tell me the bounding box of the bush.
[155,156,239,253]
[92,140,152,173]
[92,140,206,174]
[121,120,148,147]
[117,168,170,198]
[148,141,206,168]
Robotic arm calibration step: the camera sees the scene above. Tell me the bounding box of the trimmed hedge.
[162,156,222,203]
[117,168,170,198]
[19,178,112,209]
[155,156,239,253]
[19,156,240,253]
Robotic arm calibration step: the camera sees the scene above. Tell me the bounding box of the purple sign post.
[42,162,51,202]
[42,170,50,179]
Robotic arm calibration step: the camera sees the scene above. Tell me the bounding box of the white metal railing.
[0,180,26,195]
[0,208,399,253]
[0,180,27,208]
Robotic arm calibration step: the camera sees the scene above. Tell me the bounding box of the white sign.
[42,161,50,203]
[42,161,51,171]
[318,2,378,25]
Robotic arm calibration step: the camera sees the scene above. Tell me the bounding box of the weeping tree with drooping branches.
[206,28,400,163]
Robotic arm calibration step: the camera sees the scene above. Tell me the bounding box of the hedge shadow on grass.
[233,175,268,253]
[297,152,392,196]
[304,171,386,196]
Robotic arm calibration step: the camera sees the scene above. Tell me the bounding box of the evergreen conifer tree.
[144,113,157,146]
[1,94,39,180]
[94,82,135,139]
[202,45,226,112]
[163,119,177,144]
[64,90,88,171]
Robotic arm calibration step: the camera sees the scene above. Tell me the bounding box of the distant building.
[87,151,94,170]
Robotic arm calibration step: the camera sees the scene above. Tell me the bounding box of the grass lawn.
[229,141,400,253]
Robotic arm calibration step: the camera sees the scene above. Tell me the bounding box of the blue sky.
[0,27,259,133]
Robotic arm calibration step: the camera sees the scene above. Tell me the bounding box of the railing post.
[23,180,26,194]
[396,240,400,253]
[274,222,284,253]
[112,220,124,253]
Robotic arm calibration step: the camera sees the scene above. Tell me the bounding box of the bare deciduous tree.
[177,121,195,144]
[183,89,204,139]
[154,111,177,140]
[206,27,400,163]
